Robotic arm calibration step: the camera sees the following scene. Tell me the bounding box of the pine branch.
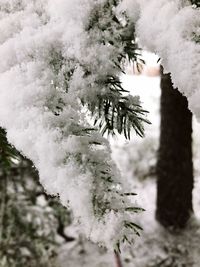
[0,128,19,169]
[91,81,150,138]
[83,0,150,138]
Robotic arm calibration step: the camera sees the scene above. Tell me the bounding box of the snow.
[135,0,200,121]
[58,72,200,267]
[0,0,200,251]
[0,0,144,249]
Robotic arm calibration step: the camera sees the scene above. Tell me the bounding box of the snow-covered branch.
[135,0,200,118]
[0,0,144,249]
[1,0,198,250]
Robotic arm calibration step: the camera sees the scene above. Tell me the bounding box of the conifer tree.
[134,0,200,229]
[155,0,199,229]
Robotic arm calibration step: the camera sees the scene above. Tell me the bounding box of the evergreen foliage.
[191,0,200,7]
[83,0,149,138]
[0,0,199,254]
[0,128,70,266]
[0,0,149,250]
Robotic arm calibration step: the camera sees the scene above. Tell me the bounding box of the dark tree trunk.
[156,68,194,229]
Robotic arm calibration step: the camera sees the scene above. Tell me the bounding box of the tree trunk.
[156,68,193,229]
